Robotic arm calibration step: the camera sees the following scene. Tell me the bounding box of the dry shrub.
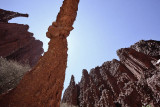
[60,103,78,107]
[0,57,31,94]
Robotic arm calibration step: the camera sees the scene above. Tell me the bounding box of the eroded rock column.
[0,0,79,106]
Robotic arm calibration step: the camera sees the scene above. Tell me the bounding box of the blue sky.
[1,0,160,96]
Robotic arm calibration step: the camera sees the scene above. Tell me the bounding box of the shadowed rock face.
[0,0,79,106]
[62,75,79,106]
[0,23,44,67]
[0,9,28,23]
[62,40,160,107]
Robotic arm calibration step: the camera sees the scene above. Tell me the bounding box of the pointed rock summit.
[62,75,79,106]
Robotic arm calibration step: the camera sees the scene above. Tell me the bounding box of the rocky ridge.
[0,9,43,67]
[62,40,160,107]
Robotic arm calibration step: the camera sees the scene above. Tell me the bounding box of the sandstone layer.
[0,0,79,106]
[62,40,160,107]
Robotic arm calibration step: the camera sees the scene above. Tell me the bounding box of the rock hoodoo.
[62,40,160,107]
[0,9,43,67]
[0,0,79,106]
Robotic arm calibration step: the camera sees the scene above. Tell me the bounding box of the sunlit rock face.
[0,0,79,106]
[62,40,160,107]
[0,9,44,67]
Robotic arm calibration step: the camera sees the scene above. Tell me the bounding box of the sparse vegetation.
[60,103,78,107]
[142,105,151,107]
[0,57,31,94]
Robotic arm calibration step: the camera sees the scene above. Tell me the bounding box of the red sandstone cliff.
[0,0,79,106]
[0,9,44,67]
[62,40,160,107]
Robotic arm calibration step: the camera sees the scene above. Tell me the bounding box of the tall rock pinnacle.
[62,75,79,106]
[0,0,79,106]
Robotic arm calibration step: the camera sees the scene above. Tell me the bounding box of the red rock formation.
[0,22,43,67]
[0,0,79,106]
[62,75,79,106]
[62,40,160,107]
[0,9,28,23]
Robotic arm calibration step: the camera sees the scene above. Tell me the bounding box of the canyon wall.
[0,9,44,67]
[62,40,160,107]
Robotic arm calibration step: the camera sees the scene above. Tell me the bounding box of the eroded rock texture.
[0,0,79,106]
[0,9,43,67]
[62,40,160,107]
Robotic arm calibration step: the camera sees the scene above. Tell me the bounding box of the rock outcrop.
[0,9,28,23]
[0,0,79,106]
[0,9,43,67]
[62,40,160,107]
